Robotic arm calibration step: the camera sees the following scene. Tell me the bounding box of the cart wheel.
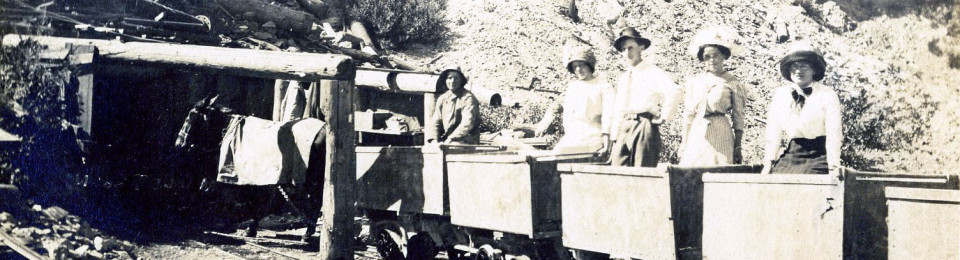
[407,233,439,260]
[374,225,405,260]
[474,244,505,260]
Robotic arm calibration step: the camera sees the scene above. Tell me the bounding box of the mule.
[174,96,325,241]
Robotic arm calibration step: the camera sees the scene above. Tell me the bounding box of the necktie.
[791,87,813,108]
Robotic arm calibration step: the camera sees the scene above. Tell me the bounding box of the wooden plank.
[0,231,47,260]
[885,187,960,203]
[317,80,357,260]
[557,164,664,177]
[2,35,355,81]
[702,173,841,185]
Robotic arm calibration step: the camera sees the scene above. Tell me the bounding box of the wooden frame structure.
[2,34,358,259]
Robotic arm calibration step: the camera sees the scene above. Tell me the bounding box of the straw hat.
[686,26,744,60]
[564,46,597,74]
[778,41,827,81]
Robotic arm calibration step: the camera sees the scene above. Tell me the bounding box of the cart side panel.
[447,154,535,235]
[702,174,844,260]
[885,187,960,260]
[560,165,676,259]
[843,171,959,259]
[356,146,445,214]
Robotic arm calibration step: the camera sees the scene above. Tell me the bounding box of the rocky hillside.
[394,0,960,172]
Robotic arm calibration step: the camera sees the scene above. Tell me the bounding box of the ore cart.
[884,187,959,260]
[558,164,761,260]
[445,151,601,260]
[356,144,502,259]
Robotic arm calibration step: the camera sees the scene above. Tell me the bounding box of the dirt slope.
[395,0,960,172]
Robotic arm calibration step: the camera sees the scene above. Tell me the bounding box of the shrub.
[0,39,86,202]
[348,0,448,50]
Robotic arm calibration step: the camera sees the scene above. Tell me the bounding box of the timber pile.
[0,0,411,69]
[1,204,137,259]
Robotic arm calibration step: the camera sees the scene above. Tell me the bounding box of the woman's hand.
[760,160,773,174]
[733,147,743,164]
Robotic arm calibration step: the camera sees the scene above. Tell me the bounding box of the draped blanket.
[217,115,326,185]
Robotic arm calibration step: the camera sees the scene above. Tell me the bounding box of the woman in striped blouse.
[761,42,843,175]
[679,26,748,166]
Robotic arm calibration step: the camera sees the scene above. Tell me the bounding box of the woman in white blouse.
[535,46,613,154]
[679,26,748,166]
[761,42,843,174]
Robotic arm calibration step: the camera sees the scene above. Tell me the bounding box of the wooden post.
[70,45,97,137]
[318,79,357,259]
[423,93,436,145]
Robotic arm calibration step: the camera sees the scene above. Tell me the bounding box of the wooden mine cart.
[558,164,761,260]
[884,187,959,260]
[445,151,600,260]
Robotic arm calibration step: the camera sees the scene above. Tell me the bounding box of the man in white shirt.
[610,27,682,167]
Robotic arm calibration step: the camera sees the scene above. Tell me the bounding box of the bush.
[0,39,86,202]
[348,0,448,50]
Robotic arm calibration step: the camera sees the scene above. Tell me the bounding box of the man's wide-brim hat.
[778,41,827,81]
[614,27,652,52]
[687,25,744,58]
[564,46,597,74]
[438,65,468,91]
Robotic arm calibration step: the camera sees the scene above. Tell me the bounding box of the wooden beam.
[2,35,356,81]
[355,68,442,94]
[318,80,356,259]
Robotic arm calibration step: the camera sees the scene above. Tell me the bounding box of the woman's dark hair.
[697,44,732,61]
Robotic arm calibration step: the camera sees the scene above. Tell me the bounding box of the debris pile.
[1,203,137,259]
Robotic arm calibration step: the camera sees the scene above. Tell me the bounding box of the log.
[295,0,332,21]
[355,68,442,93]
[318,79,357,260]
[210,0,321,34]
[2,35,355,81]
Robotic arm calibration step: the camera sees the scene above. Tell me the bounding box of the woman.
[761,41,843,174]
[535,46,613,154]
[679,26,747,166]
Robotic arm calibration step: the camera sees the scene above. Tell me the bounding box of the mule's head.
[174,95,235,153]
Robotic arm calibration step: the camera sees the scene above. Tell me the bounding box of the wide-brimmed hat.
[564,46,597,74]
[613,27,652,52]
[778,41,827,81]
[687,26,744,60]
[438,66,468,90]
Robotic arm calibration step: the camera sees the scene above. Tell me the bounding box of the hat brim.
[438,69,468,91]
[778,51,826,81]
[566,60,596,74]
[614,36,651,52]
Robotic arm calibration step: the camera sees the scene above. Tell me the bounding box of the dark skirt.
[771,136,829,174]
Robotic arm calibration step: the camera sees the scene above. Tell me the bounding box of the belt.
[623,112,655,121]
[704,112,726,118]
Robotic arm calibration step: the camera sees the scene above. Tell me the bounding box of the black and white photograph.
[0,0,958,259]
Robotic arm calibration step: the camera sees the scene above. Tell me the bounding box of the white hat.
[686,26,744,59]
[563,46,597,74]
